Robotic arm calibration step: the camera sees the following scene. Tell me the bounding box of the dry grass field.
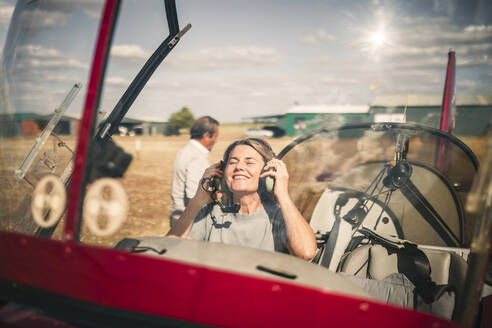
[1,124,487,249]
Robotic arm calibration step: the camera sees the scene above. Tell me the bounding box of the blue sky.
[1,0,492,122]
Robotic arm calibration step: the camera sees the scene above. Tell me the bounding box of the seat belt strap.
[359,227,453,303]
[320,217,341,269]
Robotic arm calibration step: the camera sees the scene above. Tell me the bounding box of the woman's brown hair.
[221,138,276,204]
[222,138,275,164]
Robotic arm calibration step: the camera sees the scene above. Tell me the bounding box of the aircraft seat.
[338,241,469,320]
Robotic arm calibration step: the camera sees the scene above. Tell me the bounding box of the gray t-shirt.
[189,203,288,253]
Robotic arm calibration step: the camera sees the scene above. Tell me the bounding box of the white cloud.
[200,46,279,63]
[28,58,87,69]
[127,73,372,121]
[5,44,89,115]
[111,44,151,60]
[300,28,337,44]
[327,15,492,77]
[349,14,492,69]
[22,44,65,58]
[44,75,75,83]
[458,56,492,68]
[0,2,14,29]
[106,76,131,87]
[12,1,102,30]
[14,81,45,93]
[18,44,88,70]
[320,76,360,85]
[464,25,492,33]
[18,8,68,29]
[165,46,283,71]
[457,80,479,88]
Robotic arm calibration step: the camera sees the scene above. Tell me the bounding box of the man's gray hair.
[190,116,219,139]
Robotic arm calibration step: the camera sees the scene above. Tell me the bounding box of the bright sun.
[369,30,386,48]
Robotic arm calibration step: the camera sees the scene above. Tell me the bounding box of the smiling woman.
[167,137,317,260]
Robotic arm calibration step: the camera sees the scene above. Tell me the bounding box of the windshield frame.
[61,0,121,242]
[278,122,480,171]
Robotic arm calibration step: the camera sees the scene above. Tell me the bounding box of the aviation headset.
[258,167,275,193]
[205,160,275,194]
[222,138,276,194]
[203,138,276,213]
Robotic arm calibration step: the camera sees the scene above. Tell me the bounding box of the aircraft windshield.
[0,0,104,235]
[280,123,479,247]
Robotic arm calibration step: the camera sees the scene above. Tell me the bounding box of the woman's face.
[225,145,264,194]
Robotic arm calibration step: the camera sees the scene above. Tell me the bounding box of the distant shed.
[120,116,168,136]
[283,105,370,135]
[0,112,80,136]
[0,112,169,137]
[39,112,80,136]
[370,94,492,136]
[244,94,492,137]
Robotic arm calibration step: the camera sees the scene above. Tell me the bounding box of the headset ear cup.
[219,177,227,192]
[264,176,275,192]
[259,168,275,193]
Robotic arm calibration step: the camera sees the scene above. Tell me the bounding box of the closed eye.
[228,157,260,166]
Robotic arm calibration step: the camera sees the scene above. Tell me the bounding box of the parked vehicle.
[164,126,180,136]
[244,126,285,138]
[244,127,274,138]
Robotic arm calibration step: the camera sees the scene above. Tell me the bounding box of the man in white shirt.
[170,116,219,228]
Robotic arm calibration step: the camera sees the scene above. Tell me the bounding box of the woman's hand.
[261,158,289,200]
[261,158,316,260]
[167,162,223,238]
[193,161,223,206]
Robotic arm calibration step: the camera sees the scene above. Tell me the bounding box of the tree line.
[167,106,195,130]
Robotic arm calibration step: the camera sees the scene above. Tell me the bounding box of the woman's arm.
[262,159,317,260]
[167,162,222,238]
